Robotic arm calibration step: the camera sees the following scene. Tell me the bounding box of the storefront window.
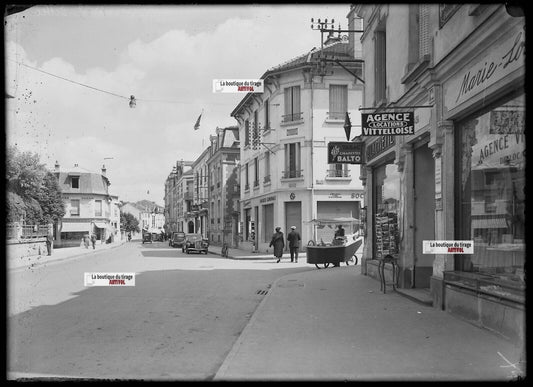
[374,162,401,259]
[456,94,525,292]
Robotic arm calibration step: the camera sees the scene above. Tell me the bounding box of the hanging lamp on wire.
[129,95,136,108]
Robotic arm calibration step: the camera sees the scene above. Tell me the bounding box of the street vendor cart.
[305,218,363,269]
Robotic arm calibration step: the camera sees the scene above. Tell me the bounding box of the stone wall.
[6,238,48,268]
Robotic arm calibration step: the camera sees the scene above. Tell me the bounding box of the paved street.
[8,240,314,380]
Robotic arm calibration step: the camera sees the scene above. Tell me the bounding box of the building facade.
[187,147,211,237]
[354,4,525,344]
[231,39,365,252]
[206,126,240,247]
[164,161,194,234]
[54,162,121,247]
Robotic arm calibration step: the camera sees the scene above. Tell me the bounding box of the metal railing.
[281,112,303,123]
[327,169,351,178]
[282,169,303,179]
[327,111,345,120]
[7,223,49,240]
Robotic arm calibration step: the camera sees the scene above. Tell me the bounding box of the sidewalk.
[8,239,128,271]
[214,267,525,381]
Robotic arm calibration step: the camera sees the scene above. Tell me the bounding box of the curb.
[213,270,291,380]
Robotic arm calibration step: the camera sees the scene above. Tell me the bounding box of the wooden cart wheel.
[314,262,330,269]
[307,240,316,246]
[345,255,358,266]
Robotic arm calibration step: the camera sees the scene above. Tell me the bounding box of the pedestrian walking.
[90,233,97,249]
[46,232,54,256]
[269,227,285,263]
[287,226,301,263]
[82,234,90,249]
[128,232,132,242]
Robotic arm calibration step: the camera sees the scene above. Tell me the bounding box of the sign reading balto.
[362,112,414,136]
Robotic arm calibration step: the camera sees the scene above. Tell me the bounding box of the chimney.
[102,164,107,176]
[54,160,60,172]
[74,163,79,167]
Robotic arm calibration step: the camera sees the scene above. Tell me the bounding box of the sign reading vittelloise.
[328,141,364,164]
[362,112,415,136]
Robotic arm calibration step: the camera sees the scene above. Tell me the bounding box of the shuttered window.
[418,4,430,57]
[329,85,348,120]
[375,30,387,103]
[284,86,301,122]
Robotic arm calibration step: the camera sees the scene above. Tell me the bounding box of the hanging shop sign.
[361,112,415,136]
[327,141,364,164]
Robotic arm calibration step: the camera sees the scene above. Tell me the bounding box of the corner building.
[231,38,365,252]
[353,4,524,344]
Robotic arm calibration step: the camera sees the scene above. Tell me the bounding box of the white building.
[231,38,365,252]
[54,162,121,247]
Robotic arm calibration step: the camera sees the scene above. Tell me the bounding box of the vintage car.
[182,233,209,254]
[169,231,186,248]
[142,232,153,244]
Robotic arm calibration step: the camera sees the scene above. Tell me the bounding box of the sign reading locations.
[85,273,136,286]
[328,141,364,164]
[423,240,474,254]
[362,112,414,136]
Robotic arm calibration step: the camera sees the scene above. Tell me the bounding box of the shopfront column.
[361,166,373,274]
[400,144,415,288]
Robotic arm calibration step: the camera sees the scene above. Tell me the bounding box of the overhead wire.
[7,58,237,106]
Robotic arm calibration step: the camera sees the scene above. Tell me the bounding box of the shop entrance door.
[413,144,435,288]
[285,201,302,244]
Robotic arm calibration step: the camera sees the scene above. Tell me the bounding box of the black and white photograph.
[4,3,525,381]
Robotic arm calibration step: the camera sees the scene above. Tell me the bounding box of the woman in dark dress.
[269,227,285,263]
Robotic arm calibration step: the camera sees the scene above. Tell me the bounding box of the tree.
[120,212,140,233]
[5,145,65,224]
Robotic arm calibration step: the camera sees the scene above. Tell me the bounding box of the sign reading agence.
[362,112,414,136]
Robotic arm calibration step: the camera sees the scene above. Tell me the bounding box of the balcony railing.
[327,169,351,178]
[253,180,259,188]
[263,175,271,184]
[282,169,303,179]
[282,112,303,123]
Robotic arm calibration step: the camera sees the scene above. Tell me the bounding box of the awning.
[94,222,108,229]
[61,222,90,232]
[471,218,508,229]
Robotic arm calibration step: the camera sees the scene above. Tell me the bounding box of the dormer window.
[71,176,80,189]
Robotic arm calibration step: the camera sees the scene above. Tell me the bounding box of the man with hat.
[287,225,301,263]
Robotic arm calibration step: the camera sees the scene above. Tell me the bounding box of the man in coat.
[269,227,285,263]
[287,226,301,263]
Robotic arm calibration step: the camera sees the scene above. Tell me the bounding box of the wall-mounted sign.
[366,136,395,162]
[444,27,525,111]
[362,112,415,136]
[289,192,296,200]
[328,141,364,164]
[259,195,276,204]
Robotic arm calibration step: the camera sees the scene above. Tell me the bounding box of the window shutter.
[284,88,291,116]
[419,4,430,58]
[292,86,301,116]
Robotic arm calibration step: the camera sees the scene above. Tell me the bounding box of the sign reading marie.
[361,112,414,136]
[446,27,525,110]
[328,141,364,164]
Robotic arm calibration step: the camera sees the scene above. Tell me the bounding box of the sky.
[5,4,351,206]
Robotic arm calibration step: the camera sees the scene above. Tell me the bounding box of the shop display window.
[374,162,400,259]
[455,94,525,299]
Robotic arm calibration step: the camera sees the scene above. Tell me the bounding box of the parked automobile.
[169,231,186,248]
[182,233,209,254]
[142,232,153,244]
